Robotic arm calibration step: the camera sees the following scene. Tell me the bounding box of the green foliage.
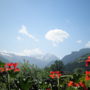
[64,53,90,73]
[0,57,90,90]
[86,80,90,87]
[49,60,64,71]
[0,61,5,66]
[66,87,79,90]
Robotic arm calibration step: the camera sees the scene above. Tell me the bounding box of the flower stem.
[57,78,60,90]
[7,72,10,90]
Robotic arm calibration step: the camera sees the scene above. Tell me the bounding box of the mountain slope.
[62,48,90,64]
[0,51,59,68]
[64,53,90,72]
[0,55,9,63]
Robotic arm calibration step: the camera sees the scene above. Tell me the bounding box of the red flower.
[3,63,20,72]
[68,81,74,87]
[88,56,90,59]
[79,82,85,87]
[50,71,55,74]
[74,83,80,87]
[68,81,80,87]
[14,68,20,72]
[50,71,60,74]
[0,68,4,72]
[86,71,90,80]
[49,71,62,79]
[86,76,90,80]
[49,74,55,79]
[86,71,90,74]
[55,71,60,74]
[85,56,90,66]
[5,68,13,71]
[56,74,62,78]
[4,63,13,68]
[13,63,18,69]
[79,82,88,90]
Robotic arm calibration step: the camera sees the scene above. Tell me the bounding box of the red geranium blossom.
[5,67,13,71]
[14,68,20,72]
[68,81,88,90]
[0,62,20,72]
[74,83,80,87]
[68,81,79,87]
[50,71,55,74]
[0,68,4,72]
[50,71,60,74]
[68,81,74,87]
[4,63,13,67]
[79,82,88,90]
[13,63,18,69]
[57,74,62,78]
[49,74,56,79]
[49,71,62,79]
[86,71,90,80]
[54,71,60,74]
[46,88,51,90]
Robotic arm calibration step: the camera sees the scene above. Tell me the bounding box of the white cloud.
[1,48,45,60]
[16,36,22,40]
[85,41,90,48]
[19,25,38,41]
[21,48,44,56]
[1,48,44,56]
[0,50,12,57]
[17,48,47,60]
[76,40,82,44]
[6,48,45,60]
[45,29,69,46]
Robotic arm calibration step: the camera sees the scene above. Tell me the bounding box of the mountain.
[61,48,90,64]
[64,53,90,72]
[0,51,59,68]
[0,55,9,63]
[1,48,90,68]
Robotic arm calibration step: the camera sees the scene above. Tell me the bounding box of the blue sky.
[0,0,90,59]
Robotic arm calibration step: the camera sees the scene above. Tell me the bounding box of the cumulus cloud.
[0,48,45,59]
[76,40,82,44]
[1,48,44,56]
[0,50,12,57]
[20,48,44,56]
[45,29,69,46]
[18,48,46,60]
[16,36,22,40]
[19,25,38,41]
[85,41,90,48]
